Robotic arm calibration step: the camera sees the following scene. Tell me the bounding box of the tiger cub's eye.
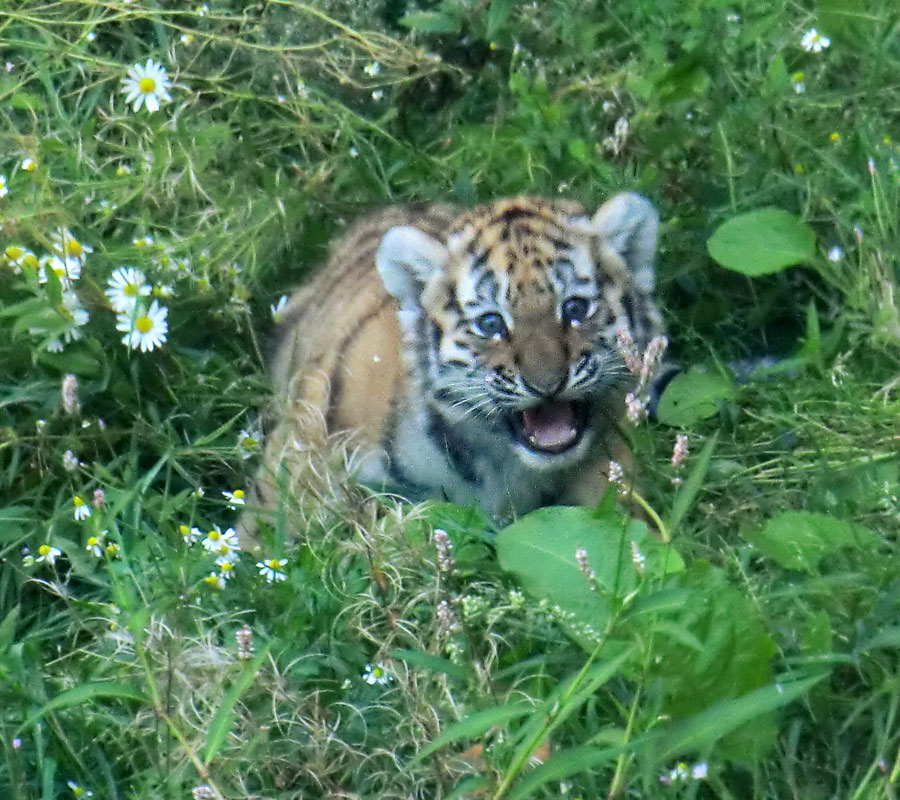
[473,312,508,339]
[561,297,591,326]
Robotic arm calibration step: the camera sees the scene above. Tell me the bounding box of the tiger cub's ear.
[376,225,450,310]
[590,192,659,293]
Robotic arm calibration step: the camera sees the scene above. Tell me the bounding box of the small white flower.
[362,662,392,685]
[371,89,384,101]
[0,174,7,198]
[692,762,708,780]
[296,80,308,97]
[106,266,152,312]
[73,495,92,521]
[180,33,195,45]
[256,557,288,583]
[201,526,241,558]
[51,227,92,264]
[827,245,844,262]
[222,489,246,509]
[116,300,168,352]
[801,28,830,53]
[179,524,202,544]
[5,245,38,270]
[39,254,81,288]
[270,294,289,322]
[36,291,90,352]
[363,61,381,76]
[121,58,173,113]
[85,534,104,558]
[21,157,36,171]
[203,572,227,590]
[86,31,97,42]
[34,544,62,565]
[237,427,260,459]
[67,779,94,798]
[349,146,359,158]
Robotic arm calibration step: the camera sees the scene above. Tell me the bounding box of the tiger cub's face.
[376,193,662,469]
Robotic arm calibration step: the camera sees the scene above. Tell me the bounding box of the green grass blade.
[408,702,533,766]
[21,682,148,732]
[204,647,270,764]
[667,430,719,531]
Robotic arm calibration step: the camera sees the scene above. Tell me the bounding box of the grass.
[2,0,900,797]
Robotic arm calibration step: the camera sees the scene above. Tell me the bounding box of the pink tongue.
[520,402,577,449]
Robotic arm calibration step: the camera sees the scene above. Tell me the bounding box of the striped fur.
[251,193,663,529]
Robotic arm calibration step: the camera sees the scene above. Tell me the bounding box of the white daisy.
[0,174,7,198]
[801,28,830,53]
[51,227,93,264]
[39,254,82,287]
[73,495,92,521]
[4,245,38,271]
[201,526,241,558]
[179,524,202,544]
[105,266,151,312]
[34,544,62,565]
[41,291,90,352]
[237,427,260,459]
[121,58,173,113]
[827,245,844,262]
[116,300,168,352]
[256,557,288,583]
[85,534,104,558]
[222,489,246,509]
[363,61,381,76]
[203,571,227,590]
[362,662,392,685]
[21,157,36,172]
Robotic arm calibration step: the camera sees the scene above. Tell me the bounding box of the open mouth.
[507,401,589,455]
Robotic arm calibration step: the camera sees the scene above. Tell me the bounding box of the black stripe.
[425,407,481,486]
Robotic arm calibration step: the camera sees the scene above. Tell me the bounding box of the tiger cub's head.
[376,193,663,469]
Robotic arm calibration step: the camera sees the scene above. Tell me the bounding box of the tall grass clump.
[2,1,900,798]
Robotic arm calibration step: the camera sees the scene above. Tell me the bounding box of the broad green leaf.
[21,682,147,731]
[410,703,533,764]
[707,208,816,275]
[645,563,778,759]
[744,511,877,573]
[486,0,513,39]
[656,370,736,427]
[647,675,825,762]
[497,506,684,640]
[205,647,269,763]
[399,11,461,33]
[667,431,718,530]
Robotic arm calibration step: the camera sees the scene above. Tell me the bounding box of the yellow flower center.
[38,544,51,556]
[105,543,118,556]
[53,264,66,277]
[65,239,83,257]
[233,490,245,499]
[87,537,99,546]
[23,159,35,171]
[5,246,23,259]
[74,496,85,507]
[135,315,153,333]
[220,561,233,572]
[372,667,383,678]
[179,524,189,535]
[139,76,156,93]
[208,530,221,540]
[22,253,38,268]
[124,282,139,297]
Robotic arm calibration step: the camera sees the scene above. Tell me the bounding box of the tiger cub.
[252,193,663,529]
